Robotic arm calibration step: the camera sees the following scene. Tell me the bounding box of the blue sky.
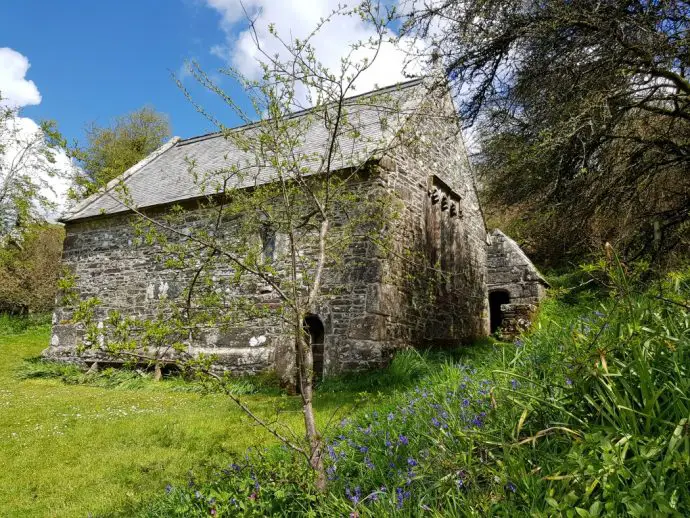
[1,0,418,210]
[1,1,245,144]
[1,0,416,147]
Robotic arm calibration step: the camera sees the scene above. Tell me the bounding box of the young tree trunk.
[154,362,162,382]
[296,329,326,491]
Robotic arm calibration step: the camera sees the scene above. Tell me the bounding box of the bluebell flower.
[387,412,395,422]
[385,439,392,448]
[327,445,337,460]
[515,339,523,347]
[365,457,375,470]
[506,482,517,493]
[407,457,418,467]
[399,434,409,445]
[511,379,519,390]
[396,487,404,509]
[165,483,173,494]
[346,487,361,505]
[462,398,470,407]
[566,378,573,386]
[359,446,369,454]
[431,417,441,427]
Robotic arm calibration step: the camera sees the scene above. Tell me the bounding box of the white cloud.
[0,47,41,108]
[0,48,73,221]
[203,0,422,97]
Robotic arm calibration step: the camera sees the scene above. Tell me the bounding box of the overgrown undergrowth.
[144,262,690,517]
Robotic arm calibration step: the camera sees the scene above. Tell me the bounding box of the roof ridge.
[177,77,424,147]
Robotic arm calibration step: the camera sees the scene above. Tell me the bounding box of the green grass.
[0,324,363,517]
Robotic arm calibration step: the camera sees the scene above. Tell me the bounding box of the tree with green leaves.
[72,106,170,198]
[0,223,64,314]
[402,0,690,266]
[0,100,68,244]
[66,2,440,491]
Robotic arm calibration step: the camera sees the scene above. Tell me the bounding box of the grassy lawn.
[0,325,351,517]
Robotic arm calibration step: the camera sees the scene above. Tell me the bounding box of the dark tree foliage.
[403,0,689,266]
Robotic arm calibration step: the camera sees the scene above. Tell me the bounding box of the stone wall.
[47,173,389,379]
[487,229,548,336]
[376,89,490,347]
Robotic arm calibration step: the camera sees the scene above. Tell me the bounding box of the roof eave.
[59,136,182,223]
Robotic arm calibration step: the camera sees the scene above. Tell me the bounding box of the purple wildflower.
[396,487,411,509]
[359,446,369,454]
[399,434,409,445]
[347,486,362,505]
[165,484,173,494]
[462,398,470,407]
[506,482,517,493]
[387,412,395,422]
[327,445,337,460]
[407,457,418,467]
[431,417,441,427]
[511,379,519,390]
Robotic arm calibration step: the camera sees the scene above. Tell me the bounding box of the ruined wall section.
[487,229,548,304]
[372,90,490,348]
[487,229,548,337]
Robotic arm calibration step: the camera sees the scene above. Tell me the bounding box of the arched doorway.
[303,315,325,381]
[489,291,510,334]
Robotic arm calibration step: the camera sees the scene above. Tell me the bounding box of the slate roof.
[63,78,426,222]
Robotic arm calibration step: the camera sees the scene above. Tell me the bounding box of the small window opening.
[260,225,276,263]
[303,314,325,382]
[489,291,510,334]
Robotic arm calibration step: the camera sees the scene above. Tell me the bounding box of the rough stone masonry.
[45,78,543,383]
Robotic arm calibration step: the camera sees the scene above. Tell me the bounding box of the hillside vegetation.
[143,261,690,516]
